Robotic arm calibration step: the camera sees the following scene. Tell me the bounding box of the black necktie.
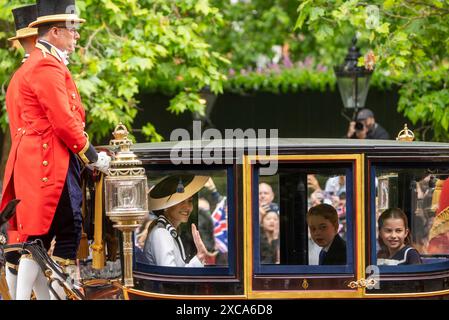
[319,249,327,265]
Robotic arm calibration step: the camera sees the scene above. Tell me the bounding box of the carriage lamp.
[105,123,148,287]
[334,37,373,118]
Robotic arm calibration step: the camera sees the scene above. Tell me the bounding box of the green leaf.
[194,0,210,16]
[316,25,334,41]
[127,57,154,71]
[383,0,396,10]
[104,0,120,13]
[376,22,390,34]
[142,122,164,142]
[431,0,443,8]
[188,67,204,80]
[309,7,325,22]
[295,1,311,29]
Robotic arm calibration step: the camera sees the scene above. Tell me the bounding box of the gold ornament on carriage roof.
[396,124,415,142]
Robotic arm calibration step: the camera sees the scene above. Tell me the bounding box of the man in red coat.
[3,4,40,301]
[0,0,110,300]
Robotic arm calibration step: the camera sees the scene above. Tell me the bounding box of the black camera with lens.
[355,121,364,131]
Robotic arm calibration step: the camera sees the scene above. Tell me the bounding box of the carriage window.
[255,163,354,274]
[134,169,230,270]
[373,167,449,269]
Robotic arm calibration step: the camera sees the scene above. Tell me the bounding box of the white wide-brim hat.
[148,175,209,211]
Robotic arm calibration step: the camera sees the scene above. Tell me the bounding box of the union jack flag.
[211,197,228,253]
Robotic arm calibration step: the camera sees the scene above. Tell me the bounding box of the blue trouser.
[27,151,82,260]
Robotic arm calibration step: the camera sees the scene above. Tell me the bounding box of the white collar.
[22,53,30,63]
[323,235,338,252]
[39,40,70,66]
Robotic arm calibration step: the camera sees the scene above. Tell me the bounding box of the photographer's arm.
[346,121,356,138]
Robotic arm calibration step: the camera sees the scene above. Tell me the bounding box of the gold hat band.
[7,27,38,42]
[29,14,86,28]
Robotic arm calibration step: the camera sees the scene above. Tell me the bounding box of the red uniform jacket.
[1,41,95,242]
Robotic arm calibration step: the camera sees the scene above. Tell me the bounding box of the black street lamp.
[334,37,373,120]
[194,86,217,129]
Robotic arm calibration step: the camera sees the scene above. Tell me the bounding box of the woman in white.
[144,175,215,267]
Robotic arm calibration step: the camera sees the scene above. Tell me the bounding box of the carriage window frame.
[133,164,236,277]
[252,161,356,275]
[370,162,449,274]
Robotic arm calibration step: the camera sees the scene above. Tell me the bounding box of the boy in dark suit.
[307,204,346,265]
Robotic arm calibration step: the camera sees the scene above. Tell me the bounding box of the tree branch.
[85,24,106,55]
[406,0,449,14]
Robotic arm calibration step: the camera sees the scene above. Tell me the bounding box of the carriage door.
[244,154,365,298]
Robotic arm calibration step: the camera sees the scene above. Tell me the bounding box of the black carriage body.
[108,138,449,299]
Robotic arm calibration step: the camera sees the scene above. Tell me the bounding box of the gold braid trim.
[429,206,449,241]
[5,262,19,271]
[77,139,90,164]
[50,47,62,62]
[52,256,76,268]
[52,256,76,265]
[35,42,63,62]
[35,43,49,58]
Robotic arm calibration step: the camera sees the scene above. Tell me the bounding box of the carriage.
[125,132,449,300]
[2,125,449,300]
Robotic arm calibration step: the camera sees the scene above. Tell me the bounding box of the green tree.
[205,0,348,95]
[0,0,229,143]
[296,0,449,141]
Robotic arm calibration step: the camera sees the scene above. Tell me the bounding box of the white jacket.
[144,220,203,268]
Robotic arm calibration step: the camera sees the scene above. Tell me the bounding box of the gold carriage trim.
[429,206,449,241]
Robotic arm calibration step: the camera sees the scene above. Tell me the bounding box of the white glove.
[87,151,111,175]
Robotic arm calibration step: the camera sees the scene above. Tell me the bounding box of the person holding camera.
[346,108,390,140]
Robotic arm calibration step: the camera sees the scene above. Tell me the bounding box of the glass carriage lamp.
[334,37,373,118]
[105,123,148,287]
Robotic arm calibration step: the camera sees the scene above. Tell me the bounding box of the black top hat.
[8,5,38,42]
[29,0,85,28]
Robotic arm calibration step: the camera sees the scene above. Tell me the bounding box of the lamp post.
[334,37,373,120]
[104,123,148,287]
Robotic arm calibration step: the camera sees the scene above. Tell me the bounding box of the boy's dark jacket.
[322,234,346,265]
